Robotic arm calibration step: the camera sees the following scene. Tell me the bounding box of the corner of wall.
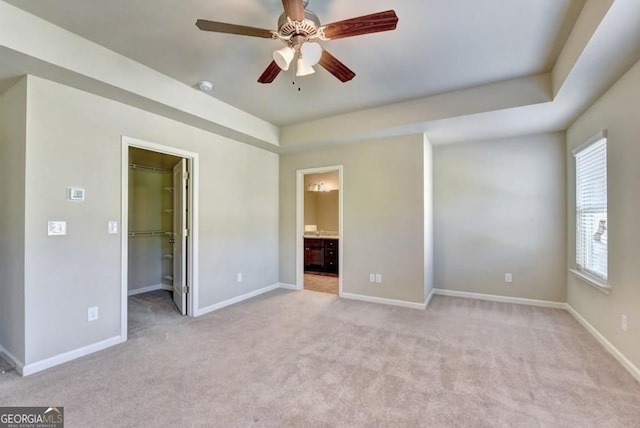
[0,75,28,364]
[423,134,434,301]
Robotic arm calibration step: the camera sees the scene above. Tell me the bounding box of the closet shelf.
[163,254,174,259]
[164,209,174,215]
[164,187,174,193]
[129,163,170,174]
[128,230,173,237]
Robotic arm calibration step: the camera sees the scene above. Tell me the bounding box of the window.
[573,132,607,282]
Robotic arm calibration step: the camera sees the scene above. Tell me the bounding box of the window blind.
[574,136,607,280]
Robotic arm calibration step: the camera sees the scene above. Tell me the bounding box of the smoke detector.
[198,80,213,91]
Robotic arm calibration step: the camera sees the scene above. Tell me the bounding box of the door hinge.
[184,171,189,180]
[184,228,189,237]
[183,285,189,294]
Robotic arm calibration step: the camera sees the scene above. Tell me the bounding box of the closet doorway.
[121,137,199,341]
[296,166,343,296]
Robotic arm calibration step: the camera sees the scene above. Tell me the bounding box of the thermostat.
[68,187,85,201]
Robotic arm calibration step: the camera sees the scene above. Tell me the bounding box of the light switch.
[48,221,67,236]
[108,221,118,234]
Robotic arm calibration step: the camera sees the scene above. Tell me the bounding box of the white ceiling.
[3,0,584,126]
[2,0,640,151]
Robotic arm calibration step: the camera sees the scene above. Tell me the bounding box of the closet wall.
[128,147,181,295]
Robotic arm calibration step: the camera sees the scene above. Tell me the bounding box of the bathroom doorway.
[296,166,343,295]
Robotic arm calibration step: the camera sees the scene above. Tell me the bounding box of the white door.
[172,159,188,315]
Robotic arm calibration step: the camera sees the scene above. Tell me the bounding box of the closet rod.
[128,230,173,237]
[129,163,170,173]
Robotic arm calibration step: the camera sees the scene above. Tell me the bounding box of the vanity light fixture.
[307,182,330,192]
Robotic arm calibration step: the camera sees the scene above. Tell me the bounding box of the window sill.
[569,269,611,295]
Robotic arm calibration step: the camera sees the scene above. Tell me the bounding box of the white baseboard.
[566,304,640,383]
[433,289,566,309]
[21,336,121,377]
[195,283,280,317]
[283,282,429,309]
[424,288,435,308]
[341,292,426,310]
[0,344,24,375]
[128,283,172,296]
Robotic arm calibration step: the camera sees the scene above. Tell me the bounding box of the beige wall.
[22,75,279,365]
[434,133,567,302]
[0,78,27,364]
[566,58,640,370]
[281,134,429,304]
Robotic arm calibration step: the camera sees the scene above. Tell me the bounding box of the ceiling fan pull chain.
[292,58,301,91]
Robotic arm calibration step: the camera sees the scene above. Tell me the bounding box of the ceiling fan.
[195,0,398,84]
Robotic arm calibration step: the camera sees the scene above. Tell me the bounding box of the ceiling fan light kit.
[195,0,398,84]
[301,42,322,66]
[296,57,315,76]
[273,46,295,71]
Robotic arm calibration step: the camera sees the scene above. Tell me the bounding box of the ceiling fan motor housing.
[277,10,322,41]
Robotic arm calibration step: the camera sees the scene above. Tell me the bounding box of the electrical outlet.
[369,274,375,283]
[88,306,99,322]
[237,273,242,283]
[375,274,382,283]
[108,221,118,234]
[504,273,513,283]
[622,314,628,331]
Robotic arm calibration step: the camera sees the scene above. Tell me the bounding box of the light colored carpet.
[304,273,339,295]
[128,290,184,337]
[1,290,639,427]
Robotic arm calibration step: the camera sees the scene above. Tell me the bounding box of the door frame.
[296,165,343,295]
[120,136,200,342]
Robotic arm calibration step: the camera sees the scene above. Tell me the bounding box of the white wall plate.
[68,187,85,201]
[48,221,67,236]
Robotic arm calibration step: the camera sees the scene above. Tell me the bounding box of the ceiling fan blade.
[318,50,355,82]
[282,0,305,21]
[195,20,273,38]
[322,10,399,40]
[258,61,282,84]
